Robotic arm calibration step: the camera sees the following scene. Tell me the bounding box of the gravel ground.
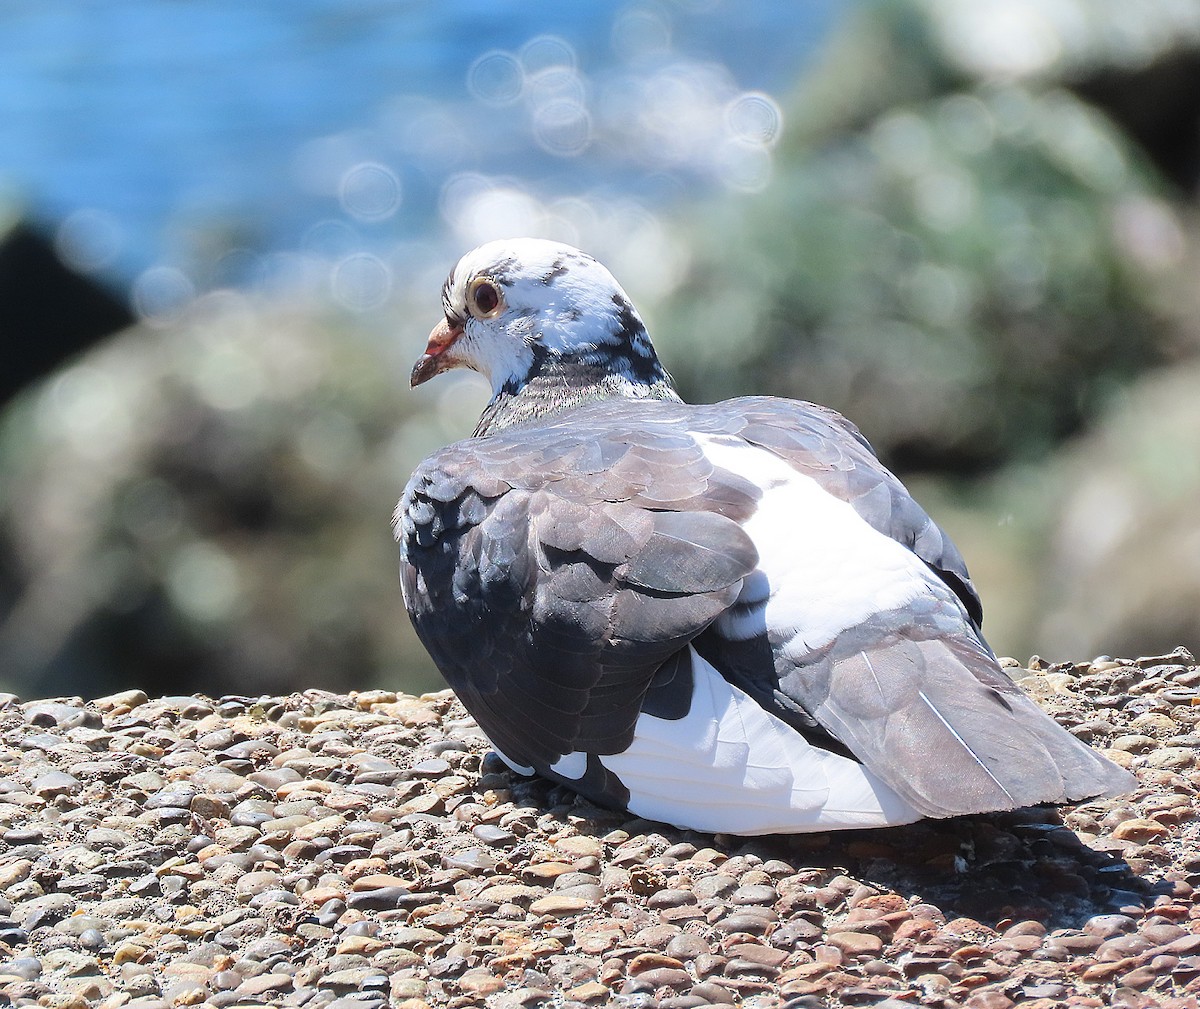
[1,649,1199,1009]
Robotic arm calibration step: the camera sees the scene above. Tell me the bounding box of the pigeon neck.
[473,357,681,437]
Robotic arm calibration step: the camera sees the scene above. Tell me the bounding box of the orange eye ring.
[468,277,504,319]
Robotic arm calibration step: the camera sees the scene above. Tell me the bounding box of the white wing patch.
[598,648,920,834]
[550,750,588,780]
[494,751,535,776]
[697,436,937,656]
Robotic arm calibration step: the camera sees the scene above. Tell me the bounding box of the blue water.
[0,1,839,304]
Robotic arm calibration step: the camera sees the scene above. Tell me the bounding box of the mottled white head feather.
[433,238,670,399]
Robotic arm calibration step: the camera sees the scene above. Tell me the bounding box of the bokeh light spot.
[292,132,367,196]
[912,167,978,231]
[55,208,123,273]
[331,253,392,311]
[526,65,587,108]
[727,92,782,146]
[46,365,135,462]
[611,7,672,62]
[297,410,364,481]
[871,111,934,176]
[338,162,402,222]
[192,342,265,412]
[903,261,974,329]
[467,50,525,105]
[520,35,576,73]
[132,266,196,326]
[441,175,547,246]
[935,1,1064,80]
[302,218,361,258]
[533,100,592,156]
[937,94,996,156]
[717,140,773,192]
[167,542,241,624]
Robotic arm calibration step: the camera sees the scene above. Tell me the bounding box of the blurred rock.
[1035,363,1200,660]
[0,290,456,700]
[654,0,1195,473]
[0,213,134,405]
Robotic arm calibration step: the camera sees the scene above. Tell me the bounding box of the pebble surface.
[2,647,1200,1009]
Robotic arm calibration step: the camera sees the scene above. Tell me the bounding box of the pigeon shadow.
[766,810,1167,931]
[497,763,1168,932]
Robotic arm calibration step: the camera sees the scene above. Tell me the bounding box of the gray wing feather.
[775,611,1134,816]
[621,511,758,594]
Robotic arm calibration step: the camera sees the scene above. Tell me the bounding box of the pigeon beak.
[411,318,464,388]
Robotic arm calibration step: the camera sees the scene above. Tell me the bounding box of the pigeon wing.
[396,403,759,799]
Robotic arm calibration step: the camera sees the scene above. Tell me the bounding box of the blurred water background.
[2,0,1199,701]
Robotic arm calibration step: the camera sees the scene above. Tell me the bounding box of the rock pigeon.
[394,238,1134,835]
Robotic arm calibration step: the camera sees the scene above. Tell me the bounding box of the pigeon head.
[410,239,674,404]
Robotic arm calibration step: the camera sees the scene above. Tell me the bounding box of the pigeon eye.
[469,278,503,319]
